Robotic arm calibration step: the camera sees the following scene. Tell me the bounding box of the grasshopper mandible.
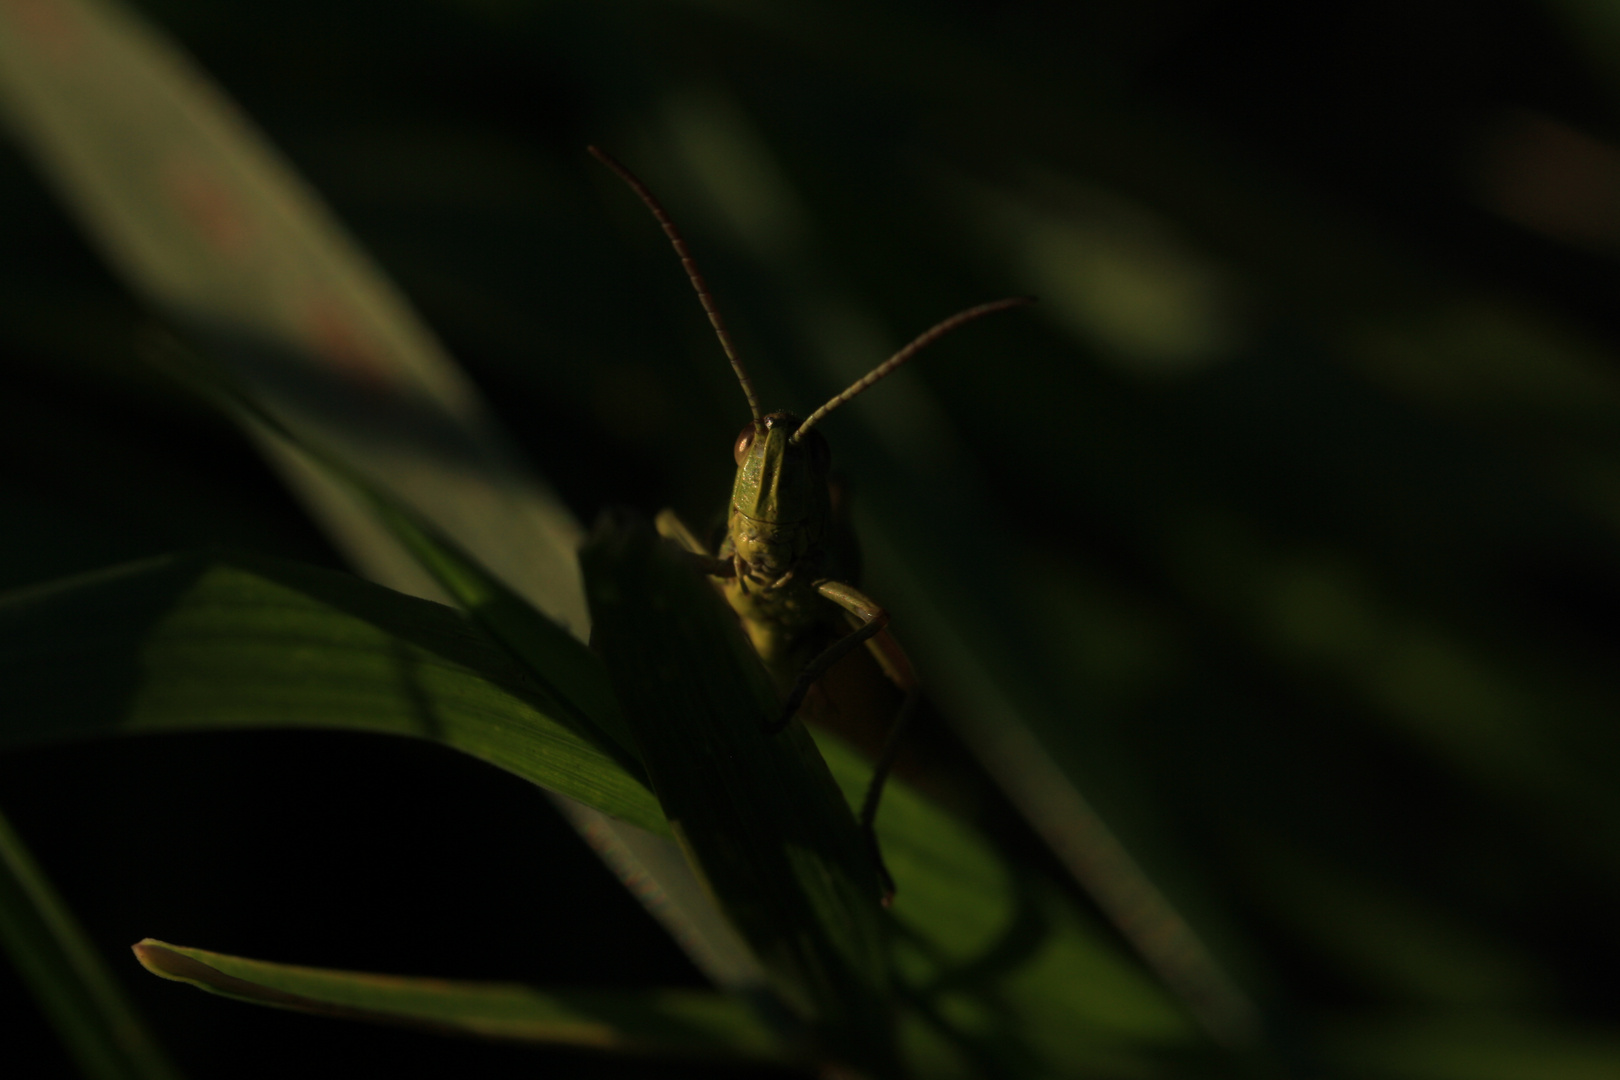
[590,146,1028,901]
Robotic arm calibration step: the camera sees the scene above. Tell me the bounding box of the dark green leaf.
[181,368,644,775]
[0,550,667,835]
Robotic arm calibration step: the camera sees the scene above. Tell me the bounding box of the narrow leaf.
[0,808,182,1080]
[132,939,792,1065]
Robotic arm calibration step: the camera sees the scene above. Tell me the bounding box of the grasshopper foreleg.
[655,508,709,555]
[770,581,892,733]
[655,508,736,577]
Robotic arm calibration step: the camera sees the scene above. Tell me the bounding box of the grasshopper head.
[727,411,832,576]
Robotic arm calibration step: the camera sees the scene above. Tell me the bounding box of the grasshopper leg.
[775,580,918,904]
[655,509,734,577]
[772,580,891,730]
[853,623,920,906]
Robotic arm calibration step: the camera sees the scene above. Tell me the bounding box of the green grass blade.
[364,491,640,761]
[0,0,769,1012]
[0,550,666,835]
[0,809,182,1080]
[581,515,896,1076]
[131,939,792,1065]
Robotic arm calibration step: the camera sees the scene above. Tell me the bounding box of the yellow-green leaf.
[133,939,791,1065]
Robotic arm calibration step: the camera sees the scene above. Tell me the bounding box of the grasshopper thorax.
[726,411,833,583]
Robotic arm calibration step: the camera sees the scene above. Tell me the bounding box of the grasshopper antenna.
[792,296,1033,443]
[588,146,763,422]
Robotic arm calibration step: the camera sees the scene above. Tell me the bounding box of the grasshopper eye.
[733,422,758,465]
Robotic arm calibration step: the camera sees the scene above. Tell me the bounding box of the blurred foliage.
[5,0,1620,1077]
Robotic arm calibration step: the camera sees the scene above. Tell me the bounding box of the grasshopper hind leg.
[791,581,921,906]
[854,623,920,906]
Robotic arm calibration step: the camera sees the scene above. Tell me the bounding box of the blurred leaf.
[0,0,584,625]
[812,731,1208,1080]
[0,807,181,1080]
[853,475,1265,1045]
[1231,836,1550,1012]
[1323,1017,1620,1080]
[581,515,895,1075]
[132,939,793,1065]
[0,550,667,835]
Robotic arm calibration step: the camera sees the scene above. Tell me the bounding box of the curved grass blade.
[581,515,897,1076]
[0,808,182,1080]
[150,343,643,770]
[0,550,666,836]
[132,939,794,1066]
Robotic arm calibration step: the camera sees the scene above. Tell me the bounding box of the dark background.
[4,1,1620,1076]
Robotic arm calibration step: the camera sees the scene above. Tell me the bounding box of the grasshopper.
[590,146,1027,900]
